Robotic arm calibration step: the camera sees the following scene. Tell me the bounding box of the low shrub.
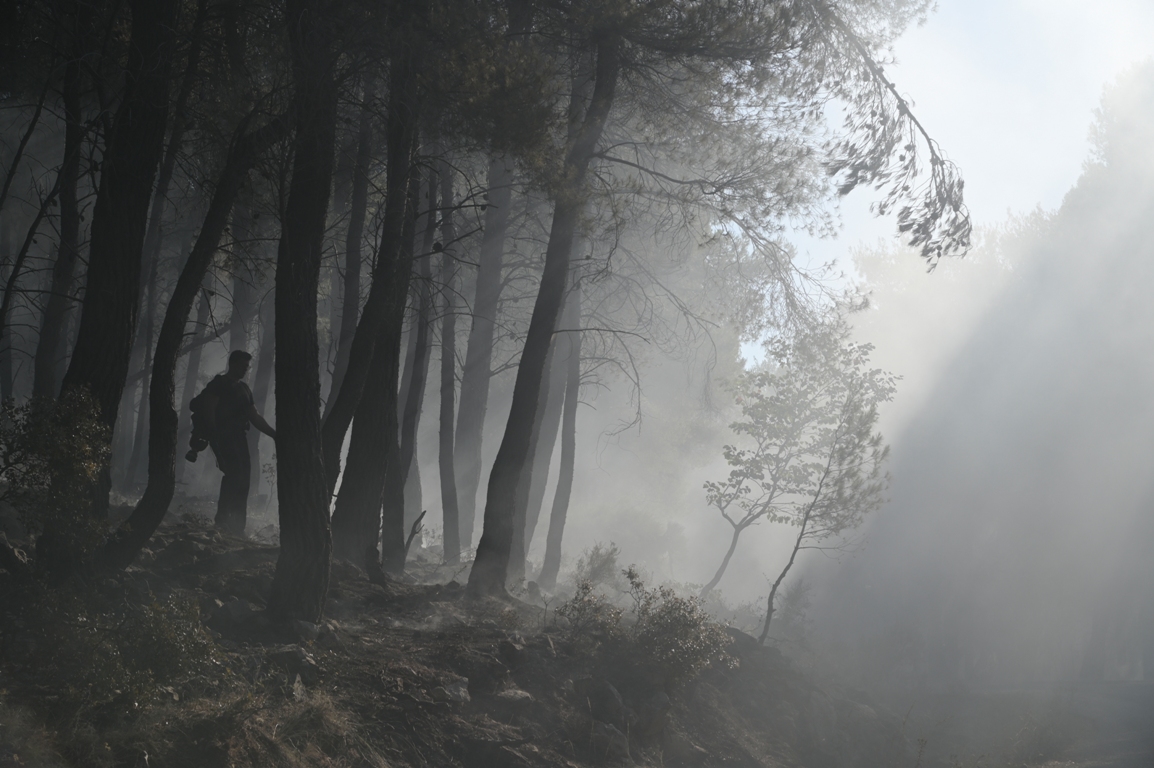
[5,582,219,721]
[0,391,110,575]
[624,567,732,683]
[555,567,732,686]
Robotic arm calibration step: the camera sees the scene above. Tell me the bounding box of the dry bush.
[6,582,219,722]
[555,567,732,686]
[110,692,390,768]
[0,391,110,575]
[0,699,69,767]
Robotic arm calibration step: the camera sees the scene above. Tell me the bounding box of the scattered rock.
[589,722,632,765]
[268,645,320,685]
[293,619,320,643]
[430,680,472,704]
[216,597,256,625]
[459,653,509,695]
[636,691,672,737]
[318,626,344,651]
[498,637,525,665]
[496,687,533,705]
[576,678,624,726]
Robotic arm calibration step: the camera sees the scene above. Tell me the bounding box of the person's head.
[227,350,253,378]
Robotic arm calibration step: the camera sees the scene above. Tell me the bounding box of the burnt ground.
[0,510,917,768]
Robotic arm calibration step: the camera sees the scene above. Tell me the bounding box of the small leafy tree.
[700,314,895,644]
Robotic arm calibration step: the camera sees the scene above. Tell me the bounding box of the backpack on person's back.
[186,385,214,462]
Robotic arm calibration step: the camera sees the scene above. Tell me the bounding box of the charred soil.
[0,514,912,767]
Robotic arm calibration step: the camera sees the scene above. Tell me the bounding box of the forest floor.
[0,503,920,768]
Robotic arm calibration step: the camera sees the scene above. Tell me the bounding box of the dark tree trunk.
[320,39,421,494]
[454,155,513,551]
[325,77,374,416]
[512,288,572,580]
[0,222,12,401]
[538,280,581,591]
[33,26,85,398]
[467,41,619,597]
[0,78,49,218]
[250,287,274,494]
[100,111,291,570]
[0,171,65,391]
[329,338,392,563]
[438,159,461,564]
[395,170,437,551]
[266,0,339,623]
[60,0,179,520]
[175,293,210,486]
[125,250,162,486]
[228,261,253,352]
[136,0,207,297]
[509,332,558,582]
[330,167,420,568]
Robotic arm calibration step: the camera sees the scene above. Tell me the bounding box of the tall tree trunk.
[454,155,513,551]
[395,170,437,551]
[250,287,274,495]
[266,0,339,623]
[137,0,208,294]
[325,78,373,415]
[438,159,461,564]
[228,260,253,353]
[699,525,745,599]
[329,167,420,568]
[509,332,558,582]
[468,41,619,597]
[514,288,573,579]
[60,0,179,518]
[175,292,210,486]
[33,23,85,398]
[538,280,581,591]
[320,38,421,494]
[0,221,11,401]
[125,249,161,486]
[0,172,66,399]
[0,78,49,218]
[100,111,291,570]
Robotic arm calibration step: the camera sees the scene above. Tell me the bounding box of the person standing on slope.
[198,350,276,535]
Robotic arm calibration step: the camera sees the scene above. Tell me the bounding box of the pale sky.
[795,0,1154,264]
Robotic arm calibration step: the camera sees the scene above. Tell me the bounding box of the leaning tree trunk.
[320,35,421,494]
[454,155,513,551]
[467,41,620,597]
[395,170,437,548]
[330,167,420,567]
[509,333,559,583]
[249,286,275,494]
[438,158,461,563]
[138,0,208,279]
[100,111,291,570]
[33,24,85,398]
[699,524,746,599]
[60,0,179,518]
[266,0,339,623]
[325,77,374,417]
[330,167,420,569]
[514,287,573,580]
[0,223,11,401]
[175,293,210,485]
[125,251,162,486]
[538,280,581,591]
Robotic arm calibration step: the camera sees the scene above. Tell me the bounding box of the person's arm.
[249,404,276,440]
